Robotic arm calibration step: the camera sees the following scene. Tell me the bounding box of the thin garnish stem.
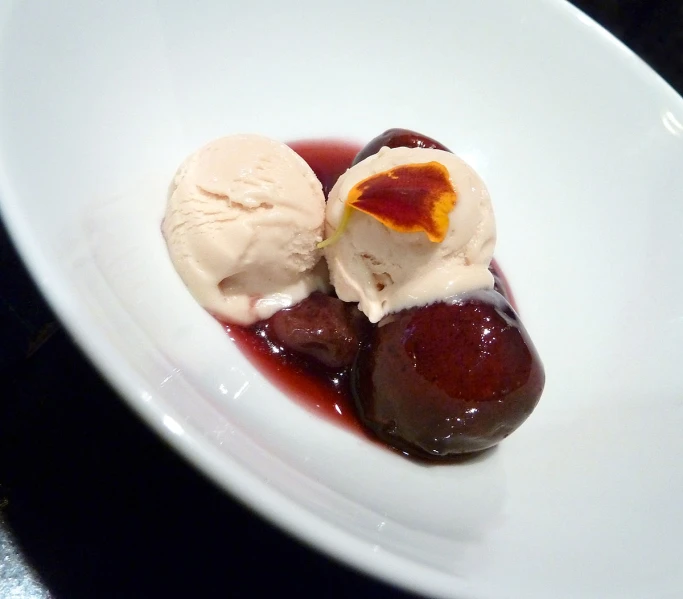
[317,204,353,249]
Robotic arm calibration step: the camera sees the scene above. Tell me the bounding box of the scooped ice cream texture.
[162,134,328,325]
[163,136,496,326]
[323,146,496,323]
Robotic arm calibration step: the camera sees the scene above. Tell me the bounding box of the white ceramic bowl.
[2,1,683,597]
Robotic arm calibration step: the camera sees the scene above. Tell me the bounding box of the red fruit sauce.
[224,139,512,434]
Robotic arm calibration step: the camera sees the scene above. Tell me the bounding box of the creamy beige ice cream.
[163,134,327,325]
[324,146,496,323]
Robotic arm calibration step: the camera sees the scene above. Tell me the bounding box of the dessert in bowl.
[1,1,683,597]
[162,129,546,460]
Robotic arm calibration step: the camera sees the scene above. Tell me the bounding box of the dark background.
[2,2,682,597]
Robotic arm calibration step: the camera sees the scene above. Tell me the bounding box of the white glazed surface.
[1,1,683,598]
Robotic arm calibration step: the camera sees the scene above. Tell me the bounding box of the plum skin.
[351,290,545,459]
[352,128,451,165]
[269,292,369,369]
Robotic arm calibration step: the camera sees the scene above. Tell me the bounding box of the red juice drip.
[226,320,364,434]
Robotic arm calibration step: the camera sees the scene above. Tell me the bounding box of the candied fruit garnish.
[320,162,457,249]
[348,161,456,242]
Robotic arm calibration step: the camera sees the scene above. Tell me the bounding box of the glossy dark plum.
[270,292,369,368]
[288,140,360,198]
[352,128,451,165]
[352,290,545,459]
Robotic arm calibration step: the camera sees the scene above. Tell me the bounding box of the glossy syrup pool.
[223,139,513,435]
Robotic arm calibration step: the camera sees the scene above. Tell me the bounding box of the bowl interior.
[1,1,683,597]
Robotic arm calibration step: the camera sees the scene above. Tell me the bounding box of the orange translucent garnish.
[318,162,457,249]
[348,162,456,242]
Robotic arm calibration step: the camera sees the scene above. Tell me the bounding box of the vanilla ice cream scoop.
[163,134,327,325]
[323,146,496,323]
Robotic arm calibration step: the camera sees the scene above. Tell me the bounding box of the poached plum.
[270,292,369,369]
[352,290,544,458]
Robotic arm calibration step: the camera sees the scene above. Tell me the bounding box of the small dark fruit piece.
[352,128,451,165]
[352,290,545,459]
[270,292,369,368]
